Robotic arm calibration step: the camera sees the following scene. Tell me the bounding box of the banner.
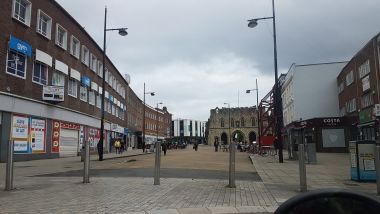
[30,118,46,153]
[11,115,31,154]
[51,121,60,153]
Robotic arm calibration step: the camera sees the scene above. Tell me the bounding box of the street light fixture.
[246,78,260,146]
[247,0,284,163]
[143,83,155,152]
[224,102,235,188]
[99,6,128,161]
[154,102,163,185]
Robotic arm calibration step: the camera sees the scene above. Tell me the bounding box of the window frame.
[52,70,65,86]
[36,9,52,39]
[81,45,89,66]
[32,61,49,86]
[70,36,80,59]
[55,24,67,50]
[88,90,95,106]
[90,53,97,72]
[68,78,78,98]
[79,85,88,102]
[6,50,27,79]
[12,0,32,27]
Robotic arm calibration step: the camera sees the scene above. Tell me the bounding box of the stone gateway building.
[207,107,258,145]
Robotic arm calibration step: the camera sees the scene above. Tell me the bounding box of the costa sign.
[323,118,341,126]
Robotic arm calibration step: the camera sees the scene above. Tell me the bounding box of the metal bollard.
[5,140,14,191]
[229,142,236,188]
[83,141,90,183]
[154,141,161,185]
[375,145,380,195]
[298,143,307,192]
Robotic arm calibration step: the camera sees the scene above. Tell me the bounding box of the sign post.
[5,140,14,191]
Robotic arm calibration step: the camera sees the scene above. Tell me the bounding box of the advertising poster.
[30,118,46,153]
[51,121,60,153]
[11,115,30,154]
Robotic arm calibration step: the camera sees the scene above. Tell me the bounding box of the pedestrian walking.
[97,140,103,161]
[142,141,146,153]
[273,137,279,155]
[214,138,219,152]
[162,141,167,156]
[193,141,198,151]
[114,139,121,154]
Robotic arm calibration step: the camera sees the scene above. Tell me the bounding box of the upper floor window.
[345,70,354,86]
[6,50,27,79]
[89,91,95,105]
[55,24,67,50]
[37,10,52,39]
[68,78,77,97]
[105,69,109,83]
[220,118,224,127]
[33,61,48,85]
[52,70,65,86]
[70,36,80,59]
[90,53,97,72]
[241,117,245,127]
[358,60,370,79]
[79,86,88,102]
[251,117,256,126]
[231,118,234,128]
[97,61,103,77]
[346,98,356,113]
[12,0,32,26]
[81,45,89,66]
[338,81,345,93]
[96,95,101,108]
[361,93,373,109]
[235,121,240,128]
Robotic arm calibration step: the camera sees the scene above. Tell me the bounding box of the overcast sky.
[56,0,380,121]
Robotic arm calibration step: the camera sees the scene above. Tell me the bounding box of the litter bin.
[81,145,85,162]
[349,140,376,181]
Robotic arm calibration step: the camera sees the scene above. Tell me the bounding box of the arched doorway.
[248,131,257,143]
[231,130,245,142]
[221,132,228,145]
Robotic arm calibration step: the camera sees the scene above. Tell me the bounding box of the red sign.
[51,121,60,153]
[60,122,80,130]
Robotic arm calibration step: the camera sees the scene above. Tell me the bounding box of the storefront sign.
[322,118,341,126]
[30,118,46,153]
[9,35,32,57]
[12,115,29,139]
[61,122,80,130]
[81,75,90,87]
[51,121,60,153]
[42,86,64,102]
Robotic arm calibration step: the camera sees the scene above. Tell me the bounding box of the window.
[97,61,103,77]
[70,36,80,59]
[33,62,48,85]
[231,119,234,127]
[236,121,240,128]
[89,91,95,105]
[81,45,89,66]
[6,50,27,78]
[345,70,354,86]
[361,93,373,109]
[358,60,370,79]
[346,98,356,113]
[12,0,32,26]
[338,81,345,93]
[68,78,77,97]
[52,70,65,86]
[80,86,88,102]
[251,117,256,126]
[37,10,52,39]
[90,53,97,72]
[220,118,224,127]
[112,104,116,115]
[55,24,67,49]
[96,95,101,108]
[105,69,109,83]
[241,117,245,127]
[107,101,111,113]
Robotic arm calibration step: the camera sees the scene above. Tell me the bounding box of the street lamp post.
[246,78,260,146]
[142,83,155,152]
[99,6,128,161]
[248,0,284,163]
[154,102,163,185]
[224,102,235,188]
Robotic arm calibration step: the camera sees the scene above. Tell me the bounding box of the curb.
[93,152,153,161]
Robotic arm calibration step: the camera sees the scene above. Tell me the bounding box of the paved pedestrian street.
[0,145,378,213]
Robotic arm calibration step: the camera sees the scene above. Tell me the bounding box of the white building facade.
[172,119,206,138]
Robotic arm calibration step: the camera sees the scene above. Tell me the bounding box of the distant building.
[171,119,206,143]
[207,107,258,145]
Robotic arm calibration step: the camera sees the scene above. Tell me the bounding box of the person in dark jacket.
[97,140,103,161]
[161,141,167,156]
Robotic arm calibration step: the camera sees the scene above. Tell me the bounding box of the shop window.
[68,78,77,97]
[12,0,32,26]
[52,70,65,86]
[33,61,48,85]
[70,36,80,59]
[55,24,67,50]
[37,10,52,39]
[79,86,88,102]
[6,50,27,79]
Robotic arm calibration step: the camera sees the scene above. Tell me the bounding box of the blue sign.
[9,35,32,57]
[109,94,113,101]
[124,128,129,135]
[81,75,90,87]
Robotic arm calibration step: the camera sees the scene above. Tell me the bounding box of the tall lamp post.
[224,102,235,188]
[247,0,284,163]
[142,83,155,151]
[99,6,128,161]
[246,78,260,146]
[154,102,163,185]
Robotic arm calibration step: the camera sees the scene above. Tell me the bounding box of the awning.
[36,49,52,67]
[55,59,68,75]
[91,82,98,91]
[70,68,80,81]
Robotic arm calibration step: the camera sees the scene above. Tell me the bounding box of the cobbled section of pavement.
[0,176,277,214]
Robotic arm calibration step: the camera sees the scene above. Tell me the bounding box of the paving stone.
[207,206,239,214]
[178,207,211,214]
